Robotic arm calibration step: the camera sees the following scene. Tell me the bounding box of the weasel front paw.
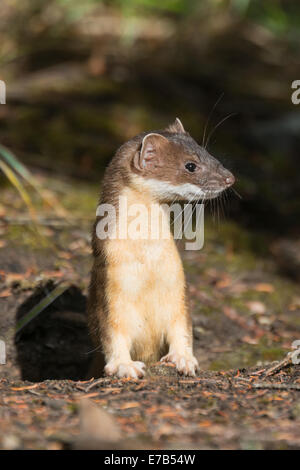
[160,352,198,377]
[104,360,146,379]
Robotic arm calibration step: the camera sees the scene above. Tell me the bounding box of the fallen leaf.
[198,420,212,427]
[101,387,122,394]
[0,288,11,298]
[58,251,72,260]
[11,384,39,391]
[42,270,63,278]
[118,402,140,410]
[224,306,265,338]
[216,275,232,289]
[254,283,274,293]
[78,392,100,399]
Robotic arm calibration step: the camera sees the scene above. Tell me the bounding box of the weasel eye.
[185,162,197,173]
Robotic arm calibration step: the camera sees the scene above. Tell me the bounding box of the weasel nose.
[225,174,235,186]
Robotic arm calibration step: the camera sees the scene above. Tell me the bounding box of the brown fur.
[87,119,234,379]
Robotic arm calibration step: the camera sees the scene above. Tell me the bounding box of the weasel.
[87,118,235,379]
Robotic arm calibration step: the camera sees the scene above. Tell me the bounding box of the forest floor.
[1,175,300,450]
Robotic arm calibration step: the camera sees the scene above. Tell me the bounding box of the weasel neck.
[113,185,172,242]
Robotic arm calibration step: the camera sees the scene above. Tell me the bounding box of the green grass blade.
[0,144,67,217]
[16,282,71,334]
[0,144,32,180]
[0,159,37,220]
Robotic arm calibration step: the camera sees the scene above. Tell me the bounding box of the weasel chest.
[105,238,185,363]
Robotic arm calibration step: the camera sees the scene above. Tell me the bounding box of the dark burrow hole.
[15,281,93,382]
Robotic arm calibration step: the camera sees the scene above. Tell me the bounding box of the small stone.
[246,301,266,315]
[2,434,21,450]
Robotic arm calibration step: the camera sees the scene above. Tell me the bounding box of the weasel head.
[131,118,235,202]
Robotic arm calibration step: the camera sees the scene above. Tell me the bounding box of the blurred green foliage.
[0,0,299,233]
[54,0,300,31]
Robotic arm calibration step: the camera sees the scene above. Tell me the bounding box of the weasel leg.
[104,332,146,379]
[160,322,199,377]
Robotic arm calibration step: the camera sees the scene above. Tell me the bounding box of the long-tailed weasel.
[87,118,235,379]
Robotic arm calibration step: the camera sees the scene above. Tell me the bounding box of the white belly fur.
[104,187,186,364]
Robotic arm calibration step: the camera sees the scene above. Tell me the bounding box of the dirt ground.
[0,178,300,450]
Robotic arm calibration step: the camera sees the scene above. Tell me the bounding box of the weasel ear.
[165,117,186,134]
[133,133,169,171]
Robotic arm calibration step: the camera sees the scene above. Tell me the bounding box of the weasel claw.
[105,360,146,379]
[160,352,198,377]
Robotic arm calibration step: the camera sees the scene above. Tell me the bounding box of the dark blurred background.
[0,0,300,239]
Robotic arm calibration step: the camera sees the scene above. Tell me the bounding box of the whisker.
[85,343,102,355]
[218,192,225,226]
[229,187,242,199]
[216,195,220,227]
[205,112,237,149]
[223,188,229,204]
[202,92,224,147]
[212,196,216,223]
